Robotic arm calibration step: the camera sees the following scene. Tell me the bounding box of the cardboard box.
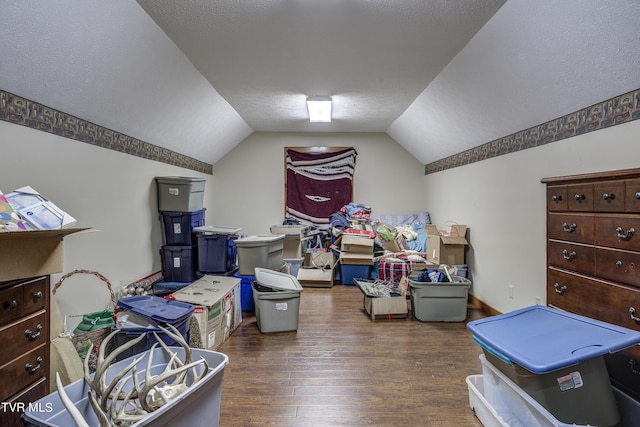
[363,295,408,320]
[297,252,334,287]
[171,275,242,351]
[0,227,91,282]
[270,225,309,258]
[340,234,374,254]
[424,224,469,265]
[381,234,408,252]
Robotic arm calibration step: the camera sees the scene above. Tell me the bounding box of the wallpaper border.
[0,90,213,175]
[425,88,640,175]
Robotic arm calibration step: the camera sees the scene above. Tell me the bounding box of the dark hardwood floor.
[218,284,488,426]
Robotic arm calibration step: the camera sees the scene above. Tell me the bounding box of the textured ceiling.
[1,1,639,166]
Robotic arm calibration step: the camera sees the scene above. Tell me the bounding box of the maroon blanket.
[286,148,357,230]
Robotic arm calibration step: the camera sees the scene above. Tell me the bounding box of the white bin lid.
[255,268,303,292]
[235,234,285,246]
[194,225,242,235]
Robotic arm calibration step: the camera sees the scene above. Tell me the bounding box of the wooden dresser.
[542,168,640,401]
[0,275,50,427]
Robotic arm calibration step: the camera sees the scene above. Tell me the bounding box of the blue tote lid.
[117,295,194,324]
[467,305,640,373]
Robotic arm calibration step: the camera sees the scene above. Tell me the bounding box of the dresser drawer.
[548,212,594,244]
[547,267,640,331]
[0,285,24,325]
[0,311,47,367]
[0,345,48,402]
[567,183,594,211]
[547,185,568,211]
[593,180,625,212]
[548,240,594,275]
[23,276,47,315]
[625,178,640,213]
[595,214,640,251]
[595,246,640,287]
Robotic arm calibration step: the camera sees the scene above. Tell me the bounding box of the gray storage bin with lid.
[408,276,471,322]
[252,267,303,333]
[155,176,206,212]
[467,305,640,427]
[235,234,285,275]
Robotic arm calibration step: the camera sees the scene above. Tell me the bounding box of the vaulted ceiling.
[1,1,639,167]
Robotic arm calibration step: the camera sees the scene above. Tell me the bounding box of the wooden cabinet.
[0,276,50,427]
[542,168,640,401]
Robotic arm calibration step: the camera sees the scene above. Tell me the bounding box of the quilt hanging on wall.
[285,147,357,230]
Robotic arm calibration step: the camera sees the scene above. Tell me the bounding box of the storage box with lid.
[467,305,640,427]
[235,234,285,275]
[161,209,206,246]
[170,275,242,351]
[24,347,228,427]
[409,276,471,322]
[252,268,303,333]
[469,354,640,427]
[161,245,198,282]
[195,226,241,273]
[112,295,195,361]
[270,224,309,258]
[155,176,206,212]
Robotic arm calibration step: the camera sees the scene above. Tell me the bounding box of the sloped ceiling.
[1,1,639,167]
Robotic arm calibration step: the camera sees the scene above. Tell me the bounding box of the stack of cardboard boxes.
[335,234,374,285]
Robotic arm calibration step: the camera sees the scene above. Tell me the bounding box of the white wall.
[208,132,426,235]
[424,119,640,314]
[0,121,216,328]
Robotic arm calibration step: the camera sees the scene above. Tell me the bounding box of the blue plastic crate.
[198,233,237,273]
[234,274,256,311]
[113,296,195,361]
[339,263,372,285]
[161,245,199,282]
[161,209,206,246]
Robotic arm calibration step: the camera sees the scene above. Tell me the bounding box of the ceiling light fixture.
[306,96,332,122]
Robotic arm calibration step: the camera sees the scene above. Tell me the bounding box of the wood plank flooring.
[217,284,488,426]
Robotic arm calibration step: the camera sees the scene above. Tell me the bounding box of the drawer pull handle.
[636,192,640,200]
[616,227,635,240]
[562,223,577,233]
[8,300,18,309]
[574,194,585,201]
[24,356,43,373]
[630,307,640,322]
[562,249,577,260]
[33,291,43,299]
[552,195,563,202]
[603,193,615,201]
[25,324,43,340]
[616,260,623,268]
[554,283,567,295]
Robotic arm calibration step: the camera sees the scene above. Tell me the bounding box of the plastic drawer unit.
[467,305,640,427]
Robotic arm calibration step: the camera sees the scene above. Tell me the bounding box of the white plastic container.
[23,347,228,427]
[235,234,284,275]
[252,268,303,333]
[471,354,640,427]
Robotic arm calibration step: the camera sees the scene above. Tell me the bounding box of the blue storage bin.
[152,280,194,296]
[234,274,256,311]
[113,296,195,361]
[161,245,199,282]
[339,263,372,285]
[467,305,640,427]
[161,208,206,246]
[198,233,238,273]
